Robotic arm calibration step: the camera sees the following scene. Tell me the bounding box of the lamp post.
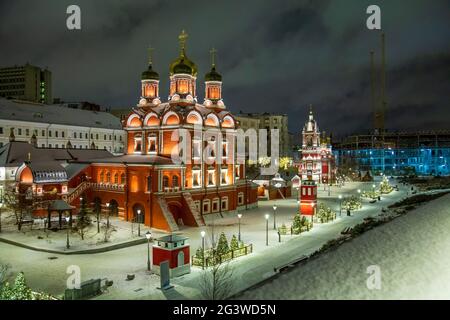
[237,214,242,241]
[338,194,343,217]
[272,205,277,230]
[265,214,269,246]
[201,230,206,270]
[106,202,110,229]
[311,202,315,226]
[137,209,142,237]
[65,216,70,249]
[145,231,152,272]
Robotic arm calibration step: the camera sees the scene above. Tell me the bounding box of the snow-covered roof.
[0,98,122,129]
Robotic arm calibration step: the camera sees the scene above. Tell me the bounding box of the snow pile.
[238,193,450,300]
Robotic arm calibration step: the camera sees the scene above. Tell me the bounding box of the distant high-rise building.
[0,63,52,104]
[235,112,291,157]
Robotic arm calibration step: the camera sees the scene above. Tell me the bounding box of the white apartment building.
[0,98,126,153]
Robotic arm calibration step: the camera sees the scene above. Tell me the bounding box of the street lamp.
[106,202,110,229]
[237,214,242,241]
[137,209,142,237]
[145,231,152,272]
[272,205,277,230]
[201,230,206,270]
[65,216,70,249]
[265,214,270,246]
[338,194,343,217]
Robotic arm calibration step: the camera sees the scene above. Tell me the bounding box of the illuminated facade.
[333,131,450,176]
[299,108,335,184]
[15,31,258,232]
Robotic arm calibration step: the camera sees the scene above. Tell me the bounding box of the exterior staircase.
[157,196,179,232]
[182,192,205,227]
[63,182,91,204]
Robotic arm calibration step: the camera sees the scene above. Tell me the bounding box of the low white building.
[0,98,126,153]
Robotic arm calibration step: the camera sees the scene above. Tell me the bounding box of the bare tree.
[199,229,234,300]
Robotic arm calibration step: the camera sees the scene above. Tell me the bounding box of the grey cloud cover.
[0,0,449,137]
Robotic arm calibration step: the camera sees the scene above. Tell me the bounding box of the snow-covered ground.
[237,193,450,300]
[0,180,410,299]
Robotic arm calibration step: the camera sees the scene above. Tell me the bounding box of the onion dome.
[205,65,222,82]
[141,63,159,80]
[169,30,198,76]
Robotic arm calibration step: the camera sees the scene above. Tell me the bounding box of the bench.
[274,255,308,273]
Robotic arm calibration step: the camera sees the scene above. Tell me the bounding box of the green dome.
[170,54,197,76]
[141,64,159,80]
[205,66,222,81]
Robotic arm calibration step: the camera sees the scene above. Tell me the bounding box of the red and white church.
[15,31,258,232]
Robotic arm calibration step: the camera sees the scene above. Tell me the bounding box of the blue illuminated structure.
[333,131,450,176]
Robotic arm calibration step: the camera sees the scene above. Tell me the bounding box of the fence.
[192,244,253,267]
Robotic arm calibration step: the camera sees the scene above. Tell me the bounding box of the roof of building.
[156,234,188,243]
[0,98,122,129]
[48,200,74,212]
[87,154,180,166]
[0,141,114,167]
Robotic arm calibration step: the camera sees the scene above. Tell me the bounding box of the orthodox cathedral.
[14,31,258,232]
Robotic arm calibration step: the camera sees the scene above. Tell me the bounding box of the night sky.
[0,0,449,137]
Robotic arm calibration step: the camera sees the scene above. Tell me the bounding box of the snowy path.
[237,193,450,300]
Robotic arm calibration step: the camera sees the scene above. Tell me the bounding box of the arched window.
[172,175,179,188]
[163,176,169,188]
[99,171,104,183]
[106,172,111,183]
[120,173,126,184]
[114,173,119,184]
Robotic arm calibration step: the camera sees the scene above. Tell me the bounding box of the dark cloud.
[0,0,449,137]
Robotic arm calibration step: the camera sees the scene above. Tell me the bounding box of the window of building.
[25,129,29,136]
[62,132,65,138]
[238,192,244,205]
[55,131,58,138]
[192,170,201,188]
[55,144,59,148]
[194,200,201,212]
[73,132,76,138]
[104,134,106,140]
[48,131,52,137]
[222,141,227,157]
[235,165,240,179]
[42,130,45,137]
[148,136,157,154]
[163,175,169,188]
[114,173,119,184]
[172,175,179,188]
[202,200,210,214]
[212,198,219,213]
[18,128,22,135]
[193,140,201,159]
[221,168,228,185]
[96,134,99,140]
[99,171,104,183]
[221,197,228,211]
[134,135,142,153]
[48,144,52,148]
[0,127,3,135]
[208,170,215,186]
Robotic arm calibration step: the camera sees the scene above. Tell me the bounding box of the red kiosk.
[299,170,317,220]
[152,234,191,278]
